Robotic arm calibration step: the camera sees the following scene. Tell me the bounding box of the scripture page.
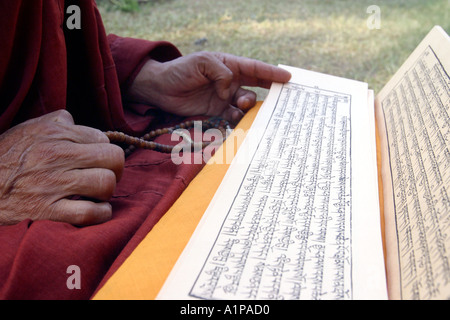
[158,66,387,300]
[376,26,450,300]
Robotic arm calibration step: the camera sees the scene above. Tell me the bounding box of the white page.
[157,66,387,300]
[376,26,450,300]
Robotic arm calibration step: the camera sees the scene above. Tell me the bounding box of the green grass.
[98,0,450,96]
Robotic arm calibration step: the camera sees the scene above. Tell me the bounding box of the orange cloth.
[93,102,385,300]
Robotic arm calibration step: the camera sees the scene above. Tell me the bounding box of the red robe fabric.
[0,0,203,299]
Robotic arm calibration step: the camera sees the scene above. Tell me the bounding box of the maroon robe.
[0,0,203,299]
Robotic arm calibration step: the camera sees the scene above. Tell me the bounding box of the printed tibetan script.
[381,46,450,300]
[189,83,354,300]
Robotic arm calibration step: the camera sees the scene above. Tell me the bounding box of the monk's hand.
[127,52,291,124]
[0,110,124,226]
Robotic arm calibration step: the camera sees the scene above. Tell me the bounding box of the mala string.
[104,117,231,157]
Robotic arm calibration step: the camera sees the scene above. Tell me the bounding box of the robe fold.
[0,0,202,299]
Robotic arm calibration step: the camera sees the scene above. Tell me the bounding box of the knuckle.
[195,51,210,59]
[110,144,125,162]
[98,143,124,160]
[106,144,125,174]
[95,130,110,144]
[98,169,117,198]
[83,126,109,144]
[100,169,116,186]
[195,51,215,66]
[51,109,74,123]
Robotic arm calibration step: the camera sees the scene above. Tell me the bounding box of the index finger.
[223,54,292,88]
[69,143,125,181]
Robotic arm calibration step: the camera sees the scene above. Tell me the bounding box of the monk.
[0,0,291,299]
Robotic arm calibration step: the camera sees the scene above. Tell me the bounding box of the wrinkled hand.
[127,52,291,123]
[0,110,125,226]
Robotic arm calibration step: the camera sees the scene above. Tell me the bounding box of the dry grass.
[98,0,450,96]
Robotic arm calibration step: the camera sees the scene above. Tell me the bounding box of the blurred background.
[97,0,450,98]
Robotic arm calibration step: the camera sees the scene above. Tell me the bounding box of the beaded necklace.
[105,117,231,157]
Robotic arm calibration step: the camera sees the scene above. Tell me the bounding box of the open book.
[157,26,450,300]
